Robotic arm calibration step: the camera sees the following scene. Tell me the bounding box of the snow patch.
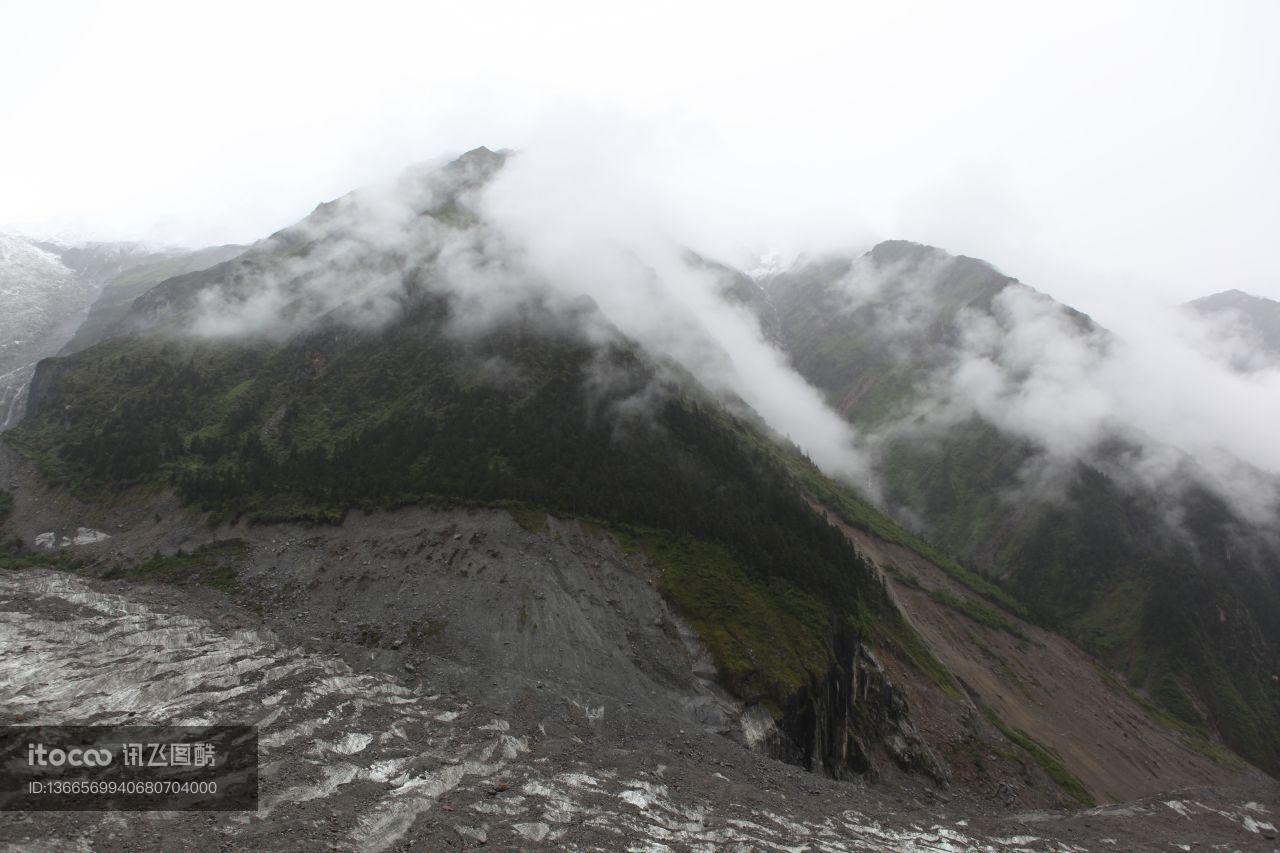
[33,528,110,549]
[513,821,551,842]
[740,704,777,751]
[1244,815,1277,833]
[71,527,111,546]
[620,789,651,810]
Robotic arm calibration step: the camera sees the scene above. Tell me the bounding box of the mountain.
[1185,288,1280,372]
[758,241,1280,776]
[10,150,951,783]
[0,235,244,429]
[0,235,98,427]
[0,153,1274,848]
[58,242,244,354]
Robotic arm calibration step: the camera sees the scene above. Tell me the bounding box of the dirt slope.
[819,506,1265,804]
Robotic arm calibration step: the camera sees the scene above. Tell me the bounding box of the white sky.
[2,0,1278,321]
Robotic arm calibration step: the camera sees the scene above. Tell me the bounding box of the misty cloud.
[477,146,873,482]
[818,252,1280,526]
[185,155,494,340]
[174,148,874,484]
[172,138,1280,532]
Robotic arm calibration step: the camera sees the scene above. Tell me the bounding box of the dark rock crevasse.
[777,623,948,784]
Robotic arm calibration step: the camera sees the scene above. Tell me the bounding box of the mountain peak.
[1187,288,1280,313]
[451,145,511,171]
[868,238,942,260]
[458,144,501,160]
[1185,288,1280,371]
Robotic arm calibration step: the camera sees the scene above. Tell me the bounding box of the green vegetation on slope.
[622,531,833,708]
[0,541,84,574]
[778,446,1031,621]
[101,540,247,593]
[881,421,1280,775]
[615,527,959,707]
[10,288,947,729]
[60,245,244,354]
[985,710,1095,807]
[1091,663,1242,769]
[925,587,1027,641]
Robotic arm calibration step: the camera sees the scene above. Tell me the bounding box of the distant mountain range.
[0,234,242,428]
[0,234,96,426]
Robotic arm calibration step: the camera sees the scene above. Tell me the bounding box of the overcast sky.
[2,0,1278,322]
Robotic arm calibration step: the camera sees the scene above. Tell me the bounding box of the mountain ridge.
[0,151,1273,823]
[757,239,1280,775]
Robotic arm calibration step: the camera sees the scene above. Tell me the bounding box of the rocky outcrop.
[23,355,73,423]
[767,624,949,784]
